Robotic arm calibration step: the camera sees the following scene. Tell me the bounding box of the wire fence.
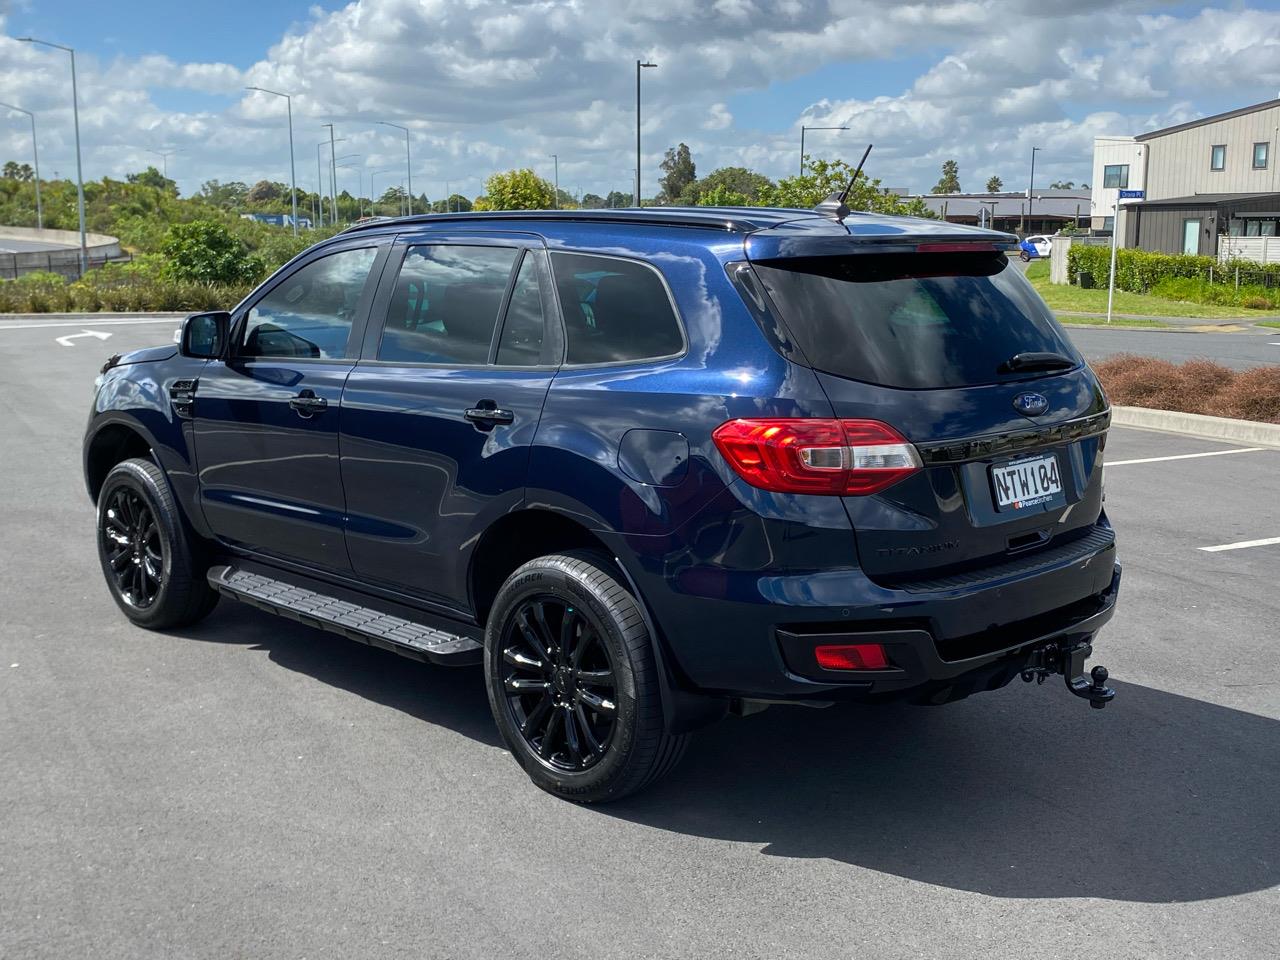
[0,251,134,281]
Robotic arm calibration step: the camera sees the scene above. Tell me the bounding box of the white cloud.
[2,2,1280,201]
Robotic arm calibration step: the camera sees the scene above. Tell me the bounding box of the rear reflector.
[712,418,921,495]
[814,643,891,671]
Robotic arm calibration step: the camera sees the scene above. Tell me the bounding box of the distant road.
[1066,327,1280,369]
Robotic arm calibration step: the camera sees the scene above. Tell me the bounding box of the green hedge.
[1066,243,1280,294]
[0,264,252,314]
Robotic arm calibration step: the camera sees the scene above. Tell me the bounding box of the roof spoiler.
[814,143,872,222]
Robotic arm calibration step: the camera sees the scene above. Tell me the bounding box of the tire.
[484,550,687,803]
[96,457,218,630]
[1019,250,1031,262]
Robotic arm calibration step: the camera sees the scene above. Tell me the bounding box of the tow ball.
[1020,640,1116,709]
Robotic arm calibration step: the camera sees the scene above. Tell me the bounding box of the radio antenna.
[814,142,872,222]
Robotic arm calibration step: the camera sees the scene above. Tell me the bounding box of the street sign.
[1118,189,1145,200]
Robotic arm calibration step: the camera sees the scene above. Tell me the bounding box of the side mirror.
[180,311,230,359]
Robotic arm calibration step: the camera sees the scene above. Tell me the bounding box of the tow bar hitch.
[1020,640,1115,709]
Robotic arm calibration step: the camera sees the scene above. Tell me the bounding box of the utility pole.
[18,38,86,271]
[1027,145,1040,231]
[635,59,656,207]
[246,86,298,236]
[0,102,42,229]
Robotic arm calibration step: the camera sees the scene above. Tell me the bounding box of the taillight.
[711,418,921,496]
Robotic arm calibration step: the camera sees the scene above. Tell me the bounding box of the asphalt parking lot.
[1,316,1277,959]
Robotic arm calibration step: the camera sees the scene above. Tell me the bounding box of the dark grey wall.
[1126,196,1280,255]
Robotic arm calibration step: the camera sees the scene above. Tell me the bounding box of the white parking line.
[1199,536,1280,553]
[1105,447,1264,466]
[0,318,181,331]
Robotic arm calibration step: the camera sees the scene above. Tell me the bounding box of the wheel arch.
[84,418,156,503]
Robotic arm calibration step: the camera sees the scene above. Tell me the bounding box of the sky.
[2,0,1280,203]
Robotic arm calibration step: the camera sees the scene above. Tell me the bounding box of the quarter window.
[1211,145,1226,171]
[1254,141,1269,170]
[1102,164,1129,189]
[377,245,518,364]
[550,253,684,365]
[243,246,378,359]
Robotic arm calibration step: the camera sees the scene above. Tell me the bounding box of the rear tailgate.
[746,244,1109,583]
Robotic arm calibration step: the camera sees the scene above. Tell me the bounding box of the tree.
[932,160,961,194]
[759,156,935,218]
[580,193,605,209]
[3,161,33,182]
[127,166,177,196]
[197,180,249,210]
[1049,180,1076,190]
[430,193,473,213]
[246,180,284,204]
[161,220,263,285]
[659,143,697,203]
[985,175,1003,193]
[680,166,774,205]
[604,190,631,209]
[474,168,555,210]
[696,183,751,207]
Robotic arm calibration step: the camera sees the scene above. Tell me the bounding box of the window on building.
[1102,216,1115,232]
[1254,142,1269,170]
[1211,145,1226,171]
[1102,165,1129,189]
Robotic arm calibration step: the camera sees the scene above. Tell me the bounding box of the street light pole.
[799,125,849,177]
[551,154,559,209]
[377,122,414,215]
[18,37,86,272]
[0,102,42,229]
[321,124,339,224]
[1028,145,1040,229]
[146,148,181,179]
[635,59,656,207]
[246,86,298,236]
[316,138,346,227]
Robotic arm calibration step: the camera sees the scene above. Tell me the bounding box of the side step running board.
[207,565,483,666]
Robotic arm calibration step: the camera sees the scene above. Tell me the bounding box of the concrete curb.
[1112,406,1280,449]
[0,312,189,320]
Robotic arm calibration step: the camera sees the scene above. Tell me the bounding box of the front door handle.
[464,406,515,425]
[289,390,328,418]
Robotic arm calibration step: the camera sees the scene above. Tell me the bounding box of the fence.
[1217,236,1280,266]
[0,250,134,281]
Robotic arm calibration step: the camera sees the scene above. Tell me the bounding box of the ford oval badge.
[1013,392,1049,416]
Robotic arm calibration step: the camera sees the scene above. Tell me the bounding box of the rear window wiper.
[998,351,1077,374]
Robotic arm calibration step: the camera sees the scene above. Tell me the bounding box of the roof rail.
[339,208,766,235]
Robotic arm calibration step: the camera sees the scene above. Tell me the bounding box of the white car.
[1019,235,1053,261]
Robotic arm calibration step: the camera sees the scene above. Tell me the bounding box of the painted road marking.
[0,318,182,330]
[55,330,112,347]
[1200,536,1280,553]
[1105,447,1264,466]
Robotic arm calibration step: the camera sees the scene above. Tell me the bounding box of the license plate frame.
[990,453,1063,511]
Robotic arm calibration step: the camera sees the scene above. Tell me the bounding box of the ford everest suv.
[85,206,1120,802]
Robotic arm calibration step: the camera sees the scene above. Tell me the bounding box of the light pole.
[146,148,181,179]
[333,154,361,220]
[18,37,86,272]
[635,59,656,207]
[316,138,346,227]
[551,154,559,209]
[246,86,299,236]
[1027,145,1040,230]
[799,125,848,177]
[377,121,414,215]
[321,124,339,224]
[0,101,42,229]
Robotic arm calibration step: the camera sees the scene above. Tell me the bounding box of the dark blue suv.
[85,206,1120,802]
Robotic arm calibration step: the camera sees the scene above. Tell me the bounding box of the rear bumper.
[625,521,1120,703]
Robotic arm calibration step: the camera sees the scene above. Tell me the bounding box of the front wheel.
[1019,250,1031,262]
[484,551,687,803]
[96,458,218,630]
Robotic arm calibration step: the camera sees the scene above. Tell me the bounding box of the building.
[1090,99,1280,257]
[911,190,1091,235]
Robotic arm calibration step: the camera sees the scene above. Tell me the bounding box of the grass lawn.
[1023,260,1264,320]
[1257,319,1280,329]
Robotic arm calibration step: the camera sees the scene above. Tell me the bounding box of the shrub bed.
[1066,244,1280,309]
[0,262,252,314]
[1093,354,1280,423]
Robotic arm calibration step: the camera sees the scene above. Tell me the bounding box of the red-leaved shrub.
[1093,355,1280,423]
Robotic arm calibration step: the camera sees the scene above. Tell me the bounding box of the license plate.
[991,454,1062,510]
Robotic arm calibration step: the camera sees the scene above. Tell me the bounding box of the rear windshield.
[751,252,1078,389]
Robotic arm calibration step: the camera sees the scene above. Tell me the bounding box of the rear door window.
[751,252,1078,389]
[550,252,684,365]
[377,245,518,364]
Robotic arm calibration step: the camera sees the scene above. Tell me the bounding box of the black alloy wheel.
[500,596,618,771]
[100,487,164,610]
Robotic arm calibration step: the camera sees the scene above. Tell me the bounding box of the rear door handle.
[289,390,328,417]
[464,406,515,425]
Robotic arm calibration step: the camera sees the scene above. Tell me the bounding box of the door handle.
[289,390,328,418]
[464,406,515,425]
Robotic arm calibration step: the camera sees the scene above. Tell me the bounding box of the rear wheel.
[1019,250,1031,262]
[96,458,218,630]
[484,551,686,802]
